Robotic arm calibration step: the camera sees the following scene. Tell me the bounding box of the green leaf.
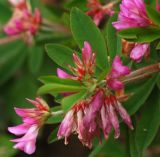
[61,91,86,112]
[118,27,160,43]
[48,127,59,144]
[129,130,140,157]
[39,75,81,86]
[70,8,108,69]
[124,74,159,115]
[45,44,74,71]
[0,135,17,157]
[28,45,43,74]
[0,40,26,85]
[89,136,126,157]
[156,42,160,49]
[0,2,12,24]
[135,87,160,156]
[105,14,122,60]
[146,5,160,26]
[37,83,86,95]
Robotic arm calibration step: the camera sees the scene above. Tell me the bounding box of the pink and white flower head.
[58,89,133,148]
[87,0,114,26]
[112,0,152,30]
[4,0,41,36]
[106,56,130,90]
[130,43,150,62]
[57,90,104,148]
[57,41,96,81]
[8,97,50,155]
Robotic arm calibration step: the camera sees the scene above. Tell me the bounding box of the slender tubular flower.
[87,0,114,26]
[106,56,130,90]
[4,0,41,36]
[57,41,96,82]
[101,95,133,139]
[58,88,133,147]
[8,97,50,155]
[57,90,104,148]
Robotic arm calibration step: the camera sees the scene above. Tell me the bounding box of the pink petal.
[82,41,92,64]
[57,110,74,143]
[57,68,73,79]
[107,78,124,90]
[115,101,133,129]
[130,43,149,62]
[106,104,120,138]
[8,124,30,135]
[112,56,130,76]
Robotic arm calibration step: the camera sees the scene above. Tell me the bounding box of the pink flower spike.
[112,56,130,77]
[87,0,114,26]
[130,43,149,62]
[11,125,39,155]
[107,55,130,90]
[8,98,50,155]
[112,0,151,30]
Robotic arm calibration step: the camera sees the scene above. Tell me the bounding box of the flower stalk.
[122,63,160,84]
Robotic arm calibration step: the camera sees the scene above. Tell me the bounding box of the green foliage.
[105,14,122,60]
[28,45,43,74]
[0,40,27,85]
[48,127,59,144]
[45,44,74,71]
[124,74,159,115]
[37,83,86,95]
[0,135,17,157]
[70,8,109,70]
[146,5,160,27]
[135,87,160,157]
[118,27,160,43]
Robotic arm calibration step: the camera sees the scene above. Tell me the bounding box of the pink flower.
[100,95,133,139]
[130,43,150,62]
[156,0,160,11]
[4,1,41,36]
[57,90,104,148]
[58,90,133,148]
[87,0,114,26]
[57,41,96,81]
[57,68,73,79]
[112,0,151,30]
[106,56,130,90]
[8,98,50,155]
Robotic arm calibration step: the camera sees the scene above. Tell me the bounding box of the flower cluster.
[8,98,50,154]
[57,41,96,81]
[112,0,152,62]
[87,0,114,26]
[57,42,133,147]
[4,0,41,36]
[58,90,133,148]
[106,56,130,90]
